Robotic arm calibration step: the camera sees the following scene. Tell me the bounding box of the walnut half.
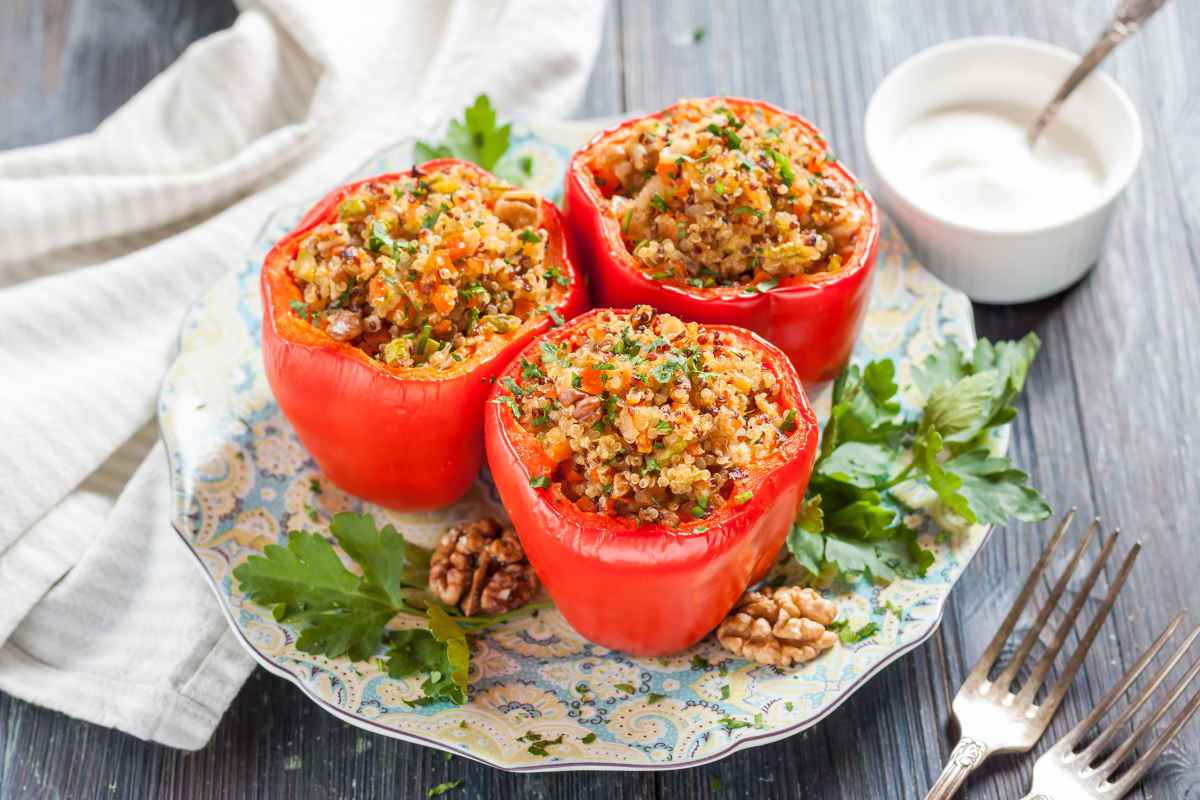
[716,586,838,668]
[428,518,539,616]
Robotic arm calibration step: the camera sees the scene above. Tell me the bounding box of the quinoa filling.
[584,98,867,289]
[503,306,800,527]
[287,163,566,369]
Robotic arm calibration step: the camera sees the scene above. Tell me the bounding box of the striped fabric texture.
[0,0,604,750]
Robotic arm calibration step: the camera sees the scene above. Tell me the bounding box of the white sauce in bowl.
[891,103,1106,231]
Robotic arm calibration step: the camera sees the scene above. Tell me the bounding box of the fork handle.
[924,737,991,800]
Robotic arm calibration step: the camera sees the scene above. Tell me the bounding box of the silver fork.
[925,510,1142,800]
[1021,613,1200,799]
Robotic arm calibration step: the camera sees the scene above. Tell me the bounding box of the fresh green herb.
[690,655,708,670]
[491,395,521,417]
[502,377,524,398]
[692,26,707,43]
[655,420,672,434]
[519,731,565,757]
[719,717,751,732]
[765,147,795,187]
[289,300,310,321]
[706,123,741,150]
[839,622,879,644]
[545,266,570,286]
[415,94,511,170]
[421,204,450,230]
[748,277,779,294]
[426,780,463,798]
[580,732,597,744]
[540,305,564,326]
[622,207,634,232]
[785,701,795,712]
[520,359,544,380]
[731,205,764,218]
[733,491,753,505]
[650,193,669,213]
[646,693,665,705]
[233,513,490,705]
[540,341,566,366]
[690,495,709,518]
[720,684,730,700]
[518,229,542,244]
[713,180,726,195]
[529,475,551,489]
[614,683,636,694]
[787,336,1049,584]
[309,478,322,494]
[779,409,798,432]
[519,155,534,176]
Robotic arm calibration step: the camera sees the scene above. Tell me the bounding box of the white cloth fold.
[0,0,605,749]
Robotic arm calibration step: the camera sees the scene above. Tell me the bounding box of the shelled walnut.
[428,517,538,616]
[716,586,838,667]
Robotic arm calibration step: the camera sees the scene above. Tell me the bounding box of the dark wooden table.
[2,1,1198,798]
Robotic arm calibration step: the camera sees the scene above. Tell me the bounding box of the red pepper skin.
[483,309,819,655]
[261,159,588,510]
[564,97,880,386]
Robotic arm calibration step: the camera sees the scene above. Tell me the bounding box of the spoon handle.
[1027,0,1171,146]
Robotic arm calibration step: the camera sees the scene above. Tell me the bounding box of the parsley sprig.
[233,512,544,706]
[788,334,1050,583]
[414,94,530,185]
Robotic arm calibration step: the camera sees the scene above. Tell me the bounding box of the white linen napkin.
[0,0,605,750]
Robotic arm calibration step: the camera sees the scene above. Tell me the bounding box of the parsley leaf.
[415,94,511,170]
[788,335,1049,584]
[427,780,463,798]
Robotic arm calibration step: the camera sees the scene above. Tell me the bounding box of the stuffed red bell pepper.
[483,306,818,655]
[261,159,588,510]
[564,97,880,386]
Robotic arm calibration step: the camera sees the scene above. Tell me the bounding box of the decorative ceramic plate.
[160,118,995,772]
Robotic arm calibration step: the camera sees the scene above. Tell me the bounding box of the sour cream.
[890,103,1106,232]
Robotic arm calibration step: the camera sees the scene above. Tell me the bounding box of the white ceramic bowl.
[864,36,1142,304]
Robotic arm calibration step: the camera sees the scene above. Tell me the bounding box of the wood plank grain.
[2,0,1198,798]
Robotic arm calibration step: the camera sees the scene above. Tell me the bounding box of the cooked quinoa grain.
[584,98,868,288]
[288,163,565,369]
[503,306,798,527]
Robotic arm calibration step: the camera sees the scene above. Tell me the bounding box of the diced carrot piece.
[581,367,606,395]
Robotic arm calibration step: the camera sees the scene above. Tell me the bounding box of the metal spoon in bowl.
[1027,0,1171,147]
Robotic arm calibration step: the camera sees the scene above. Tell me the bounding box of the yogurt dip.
[890,103,1106,232]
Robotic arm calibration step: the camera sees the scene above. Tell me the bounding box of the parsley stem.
[883,460,917,489]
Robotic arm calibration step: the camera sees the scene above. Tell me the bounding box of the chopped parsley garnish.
[733,491,753,505]
[765,147,795,187]
[518,229,542,244]
[719,684,730,700]
[529,475,551,489]
[519,155,534,176]
[426,780,463,798]
[520,358,544,380]
[580,732,597,744]
[731,205,764,218]
[289,300,310,321]
[779,409,798,432]
[491,395,521,417]
[690,655,708,670]
[655,420,672,434]
[545,266,570,286]
[420,203,450,230]
[839,621,879,644]
[719,717,751,732]
[650,193,669,213]
[646,693,665,705]
[502,377,524,398]
[539,341,566,366]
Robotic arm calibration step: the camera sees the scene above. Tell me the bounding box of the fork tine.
[1017,532,1131,707]
[994,519,1102,692]
[1075,619,1197,763]
[1054,612,1186,755]
[968,509,1077,683]
[1104,641,1200,797]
